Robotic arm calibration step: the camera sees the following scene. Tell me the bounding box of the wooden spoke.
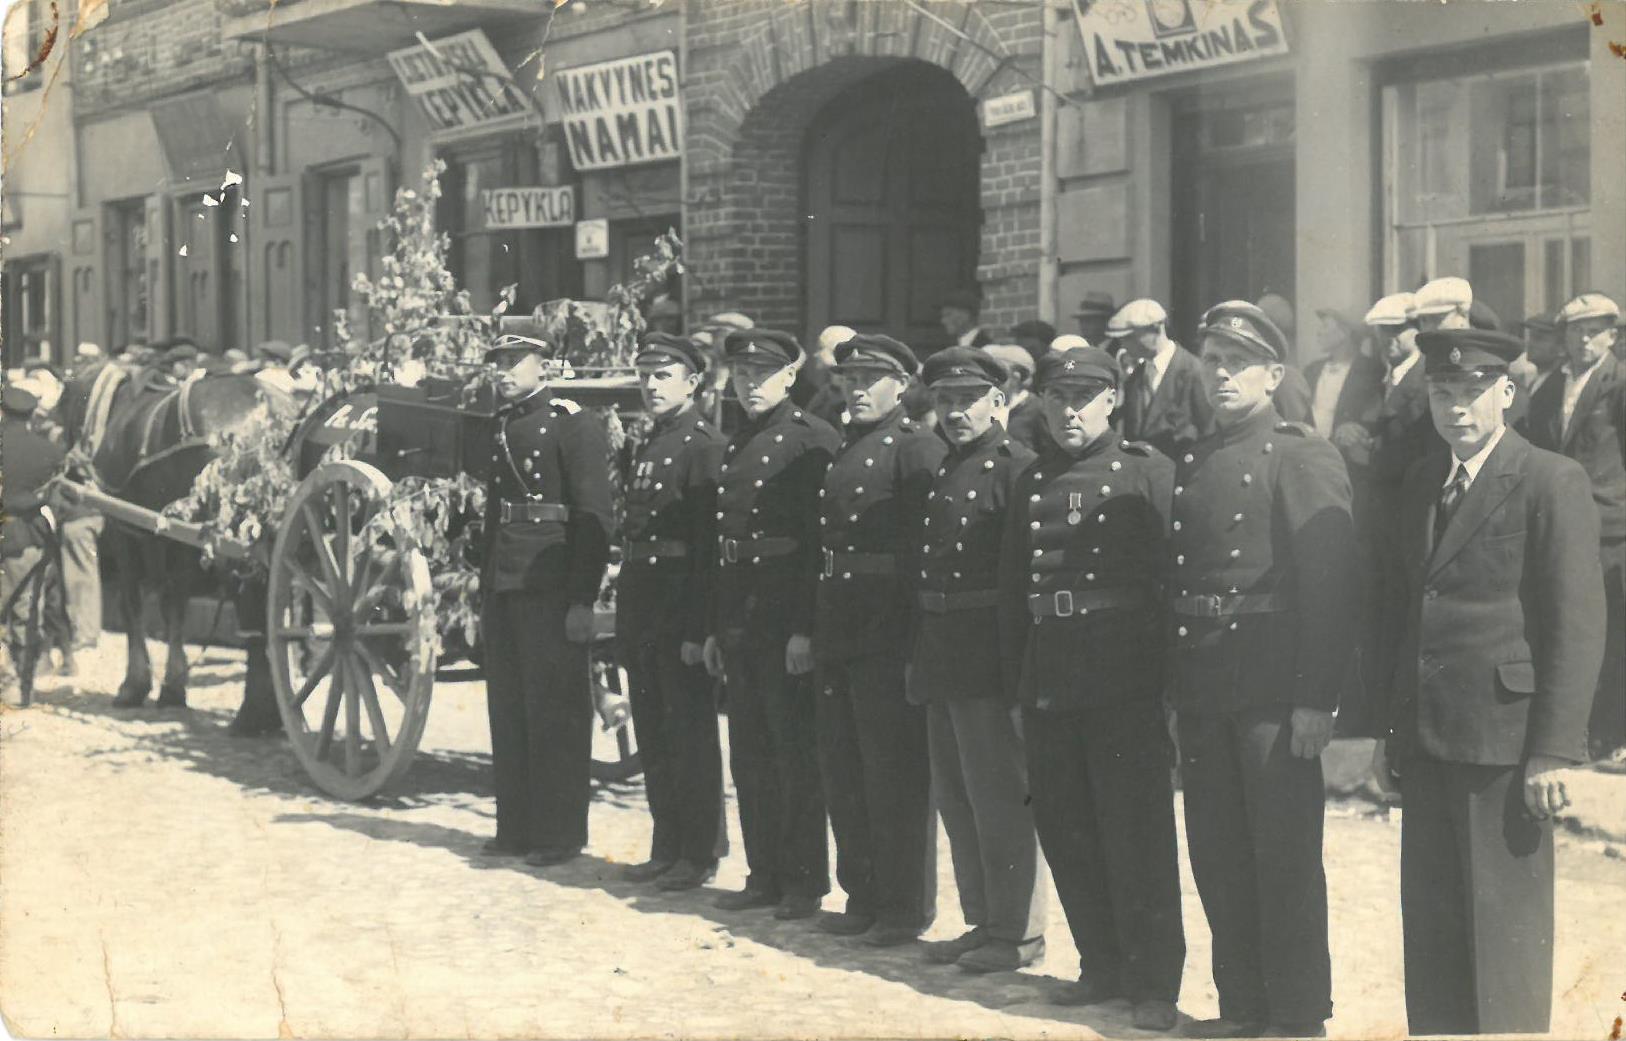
[333,484,353,587]
[351,655,392,756]
[283,558,336,616]
[293,645,336,708]
[314,663,346,762]
[348,547,378,603]
[301,504,345,593]
[353,638,409,702]
[343,661,362,777]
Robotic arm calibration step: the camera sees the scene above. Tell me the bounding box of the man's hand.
[680,641,705,667]
[1289,707,1334,759]
[1332,423,1373,452]
[1370,738,1399,795]
[1523,754,1573,820]
[702,635,725,679]
[785,634,815,676]
[563,604,595,644]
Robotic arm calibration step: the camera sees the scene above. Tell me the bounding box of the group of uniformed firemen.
[425,279,1621,1038]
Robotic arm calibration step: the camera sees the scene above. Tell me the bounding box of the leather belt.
[623,539,689,561]
[822,549,895,578]
[718,536,797,565]
[1170,592,1289,618]
[1028,586,1148,620]
[918,589,999,613]
[498,500,570,524]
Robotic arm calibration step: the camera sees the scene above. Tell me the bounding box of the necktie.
[1434,466,1469,546]
[1136,366,1155,420]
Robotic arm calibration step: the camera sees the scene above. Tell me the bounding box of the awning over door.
[217,0,545,52]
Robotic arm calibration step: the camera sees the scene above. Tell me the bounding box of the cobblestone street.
[3,637,1623,1039]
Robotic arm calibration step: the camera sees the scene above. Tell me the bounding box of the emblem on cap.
[1230,317,1245,330]
[1449,347,1461,364]
[1063,359,1076,370]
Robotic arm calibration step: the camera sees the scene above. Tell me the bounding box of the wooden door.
[805,66,980,354]
[250,173,306,345]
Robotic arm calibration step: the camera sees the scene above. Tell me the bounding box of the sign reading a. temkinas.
[554,51,683,171]
[1072,0,1289,86]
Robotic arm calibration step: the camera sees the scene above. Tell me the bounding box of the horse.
[61,360,284,730]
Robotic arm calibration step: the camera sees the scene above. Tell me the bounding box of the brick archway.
[684,1,1045,341]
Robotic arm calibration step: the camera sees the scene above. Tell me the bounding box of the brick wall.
[74,0,251,113]
[684,0,1045,340]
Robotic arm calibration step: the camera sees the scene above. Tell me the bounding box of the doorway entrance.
[803,63,981,353]
[1171,90,1296,346]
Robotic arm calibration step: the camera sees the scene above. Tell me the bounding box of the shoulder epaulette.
[551,397,582,415]
[1119,439,1156,456]
[1273,421,1314,437]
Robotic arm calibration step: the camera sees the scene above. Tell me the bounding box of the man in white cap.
[982,343,1046,451]
[790,324,853,427]
[1409,276,1473,332]
[1107,298,1213,459]
[1521,291,1625,762]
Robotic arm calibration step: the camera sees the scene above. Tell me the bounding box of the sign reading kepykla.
[1072,0,1289,86]
[554,51,683,171]
[388,29,532,132]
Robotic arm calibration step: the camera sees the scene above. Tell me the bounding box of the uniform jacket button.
[1229,549,1241,559]
[1173,521,1182,531]
[1110,461,1122,471]
[1178,626,1189,637]
[1030,521,1041,530]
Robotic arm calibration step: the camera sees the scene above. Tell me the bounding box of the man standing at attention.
[1000,346,1184,1029]
[617,332,729,891]
[478,333,612,868]
[1372,327,1605,1035]
[1169,301,1355,1039]
[702,330,840,920]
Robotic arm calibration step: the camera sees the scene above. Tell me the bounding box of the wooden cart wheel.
[267,460,435,800]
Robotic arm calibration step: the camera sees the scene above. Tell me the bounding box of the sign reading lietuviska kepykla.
[387,29,532,132]
[554,51,683,171]
[1072,0,1289,86]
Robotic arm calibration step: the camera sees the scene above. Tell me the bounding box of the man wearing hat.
[1520,291,1625,762]
[1072,291,1117,346]
[908,348,1045,973]
[700,329,840,919]
[1370,327,1605,1035]
[982,344,1047,452]
[1304,308,1383,443]
[1251,294,1316,426]
[998,346,1184,1028]
[810,334,946,945]
[645,295,683,336]
[1410,276,1473,332]
[1511,312,1564,397]
[790,325,851,428]
[1169,301,1355,1039]
[617,333,729,891]
[940,288,992,349]
[1108,298,1213,460]
[1,383,68,691]
[1009,320,1056,360]
[477,332,612,868]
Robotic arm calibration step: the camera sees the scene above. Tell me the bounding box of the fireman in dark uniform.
[618,333,728,891]
[997,347,1184,1026]
[811,334,946,946]
[479,333,612,868]
[701,329,840,919]
[1169,302,1356,1039]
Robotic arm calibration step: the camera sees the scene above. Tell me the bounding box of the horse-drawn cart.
[50,366,646,801]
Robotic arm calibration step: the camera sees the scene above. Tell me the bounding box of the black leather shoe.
[655,860,717,891]
[1182,1017,1266,1038]
[480,838,528,857]
[862,922,925,947]
[1134,1000,1179,1032]
[924,928,988,964]
[524,846,581,867]
[957,936,1045,973]
[1052,976,1124,1007]
[772,893,820,920]
[623,858,676,883]
[815,911,876,936]
[714,887,779,911]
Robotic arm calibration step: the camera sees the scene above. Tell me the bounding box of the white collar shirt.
[1445,425,1508,493]
[1144,339,1177,394]
[1560,354,1607,435]
[1311,357,1352,436]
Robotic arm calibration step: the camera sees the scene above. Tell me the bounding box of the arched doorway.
[803,63,981,353]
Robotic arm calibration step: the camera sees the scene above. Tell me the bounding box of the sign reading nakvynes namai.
[554,51,683,171]
[1072,0,1290,86]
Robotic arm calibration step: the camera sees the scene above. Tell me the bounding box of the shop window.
[109,198,149,348]
[1384,58,1591,325]
[3,255,59,365]
[2,0,55,96]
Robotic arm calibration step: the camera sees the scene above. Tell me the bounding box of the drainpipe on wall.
[254,42,274,176]
[1037,0,1060,326]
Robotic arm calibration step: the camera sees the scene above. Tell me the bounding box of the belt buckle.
[1200,593,1224,618]
[721,537,739,564]
[1053,589,1075,618]
[822,547,835,578]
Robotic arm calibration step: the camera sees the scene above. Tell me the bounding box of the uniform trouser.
[2,548,69,663]
[624,631,727,866]
[60,515,103,650]
[1400,756,1553,1036]
[930,699,1046,944]
[1588,542,1625,755]
[720,625,828,899]
[482,590,593,852]
[815,653,936,928]
[1028,702,1184,1001]
[1178,705,1332,1027]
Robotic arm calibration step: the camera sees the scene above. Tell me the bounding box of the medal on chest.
[1067,491,1084,526]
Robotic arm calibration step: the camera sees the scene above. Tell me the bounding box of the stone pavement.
[2,636,1624,1039]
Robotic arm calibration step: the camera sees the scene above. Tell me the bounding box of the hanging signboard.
[1071,0,1290,87]
[575,219,610,259]
[482,186,576,229]
[554,51,683,171]
[387,29,533,133]
[982,90,1037,128]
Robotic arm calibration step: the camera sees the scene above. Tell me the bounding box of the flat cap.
[817,325,858,355]
[1,383,40,414]
[256,339,293,363]
[1106,298,1167,336]
[1411,276,1473,317]
[1315,307,1362,333]
[1072,290,1117,318]
[923,347,1007,389]
[161,343,199,365]
[1513,312,1556,334]
[1418,328,1523,375]
[833,333,919,376]
[706,312,754,331]
[940,288,983,314]
[983,343,1036,379]
[1049,333,1091,352]
[1200,300,1289,362]
[1035,346,1120,389]
[1255,292,1296,337]
[725,328,803,369]
[484,333,556,365]
[1555,292,1621,326]
[1010,319,1056,343]
[1467,299,1503,332]
[1364,293,1415,327]
[635,332,707,373]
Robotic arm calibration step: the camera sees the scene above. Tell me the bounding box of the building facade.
[6,0,1621,365]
